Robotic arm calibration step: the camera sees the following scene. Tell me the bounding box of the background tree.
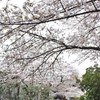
[76,64,100,100]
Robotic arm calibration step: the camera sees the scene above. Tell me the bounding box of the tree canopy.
[76,64,100,100]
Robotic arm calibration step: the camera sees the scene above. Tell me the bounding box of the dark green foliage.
[79,95,85,100]
[75,95,85,100]
[76,64,100,100]
[41,86,50,100]
[0,83,51,100]
[19,85,51,100]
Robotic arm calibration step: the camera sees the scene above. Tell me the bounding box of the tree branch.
[65,45,100,51]
[0,10,100,26]
[15,46,65,60]
[91,0,97,10]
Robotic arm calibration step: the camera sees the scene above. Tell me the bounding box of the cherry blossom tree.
[0,0,100,89]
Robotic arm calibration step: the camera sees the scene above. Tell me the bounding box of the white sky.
[0,0,98,76]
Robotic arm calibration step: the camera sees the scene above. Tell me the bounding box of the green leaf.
[25,16,27,19]
[4,17,7,20]
[20,15,22,18]
[77,3,80,6]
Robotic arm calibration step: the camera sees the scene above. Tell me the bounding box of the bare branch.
[91,0,98,10]
[59,0,66,13]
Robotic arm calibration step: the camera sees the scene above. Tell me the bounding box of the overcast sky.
[0,0,97,76]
